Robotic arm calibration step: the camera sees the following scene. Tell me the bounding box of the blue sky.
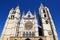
[0,0,60,40]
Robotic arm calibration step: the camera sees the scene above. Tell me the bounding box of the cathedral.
[0,3,58,40]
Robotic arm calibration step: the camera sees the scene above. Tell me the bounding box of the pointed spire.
[10,8,14,11]
[9,8,14,14]
[34,11,36,18]
[15,5,20,13]
[22,11,25,17]
[22,11,25,15]
[15,5,20,9]
[40,3,44,8]
[41,3,44,7]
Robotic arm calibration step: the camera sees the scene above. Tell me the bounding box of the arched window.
[11,15,14,19]
[26,32,28,37]
[46,20,48,24]
[23,32,25,37]
[43,9,45,13]
[44,14,46,17]
[29,32,31,37]
[32,32,35,37]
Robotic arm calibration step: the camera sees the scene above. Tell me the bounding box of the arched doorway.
[25,38,30,40]
[39,38,42,40]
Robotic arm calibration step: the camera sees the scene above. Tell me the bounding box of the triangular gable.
[23,11,34,18]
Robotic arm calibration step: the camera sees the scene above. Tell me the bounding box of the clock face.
[25,21,33,30]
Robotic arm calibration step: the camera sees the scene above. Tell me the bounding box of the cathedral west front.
[0,3,58,40]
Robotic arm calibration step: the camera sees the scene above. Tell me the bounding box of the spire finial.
[41,3,43,6]
[40,3,44,8]
[22,11,25,17]
[22,11,25,15]
[15,5,20,13]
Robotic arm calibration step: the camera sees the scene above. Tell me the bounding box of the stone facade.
[0,3,58,40]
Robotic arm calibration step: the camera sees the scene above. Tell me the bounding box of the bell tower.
[1,6,20,40]
[39,3,58,40]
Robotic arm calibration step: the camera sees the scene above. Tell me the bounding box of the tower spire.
[34,11,36,18]
[15,5,19,9]
[15,5,20,14]
[41,3,44,6]
[9,8,14,14]
[40,3,44,9]
[22,11,25,17]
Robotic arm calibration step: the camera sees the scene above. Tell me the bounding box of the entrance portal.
[25,38,30,40]
[39,38,42,40]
